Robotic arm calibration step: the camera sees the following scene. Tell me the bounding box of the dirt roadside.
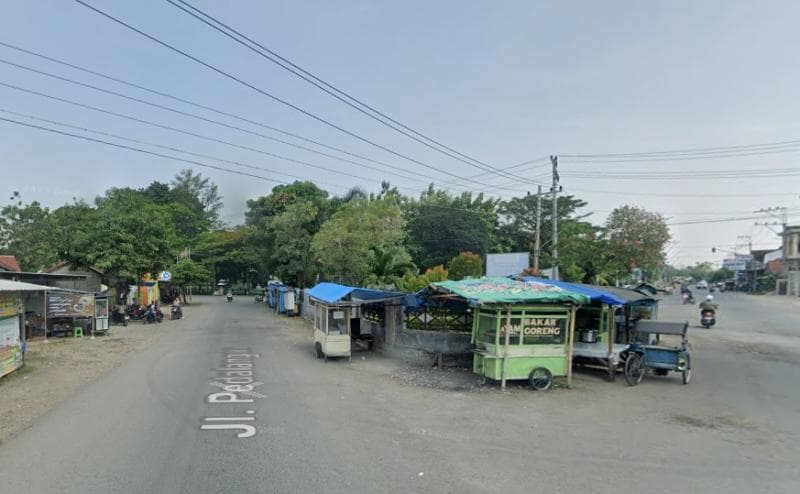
[0,324,165,444]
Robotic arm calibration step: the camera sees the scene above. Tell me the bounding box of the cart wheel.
[529,367,553,391]
[624,353,645,386]
[314,342,323,360]
[476,375,487,386]
[654,369,669,376]
[682,356,691,385]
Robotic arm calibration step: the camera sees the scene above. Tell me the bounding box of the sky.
[2,0,800,267]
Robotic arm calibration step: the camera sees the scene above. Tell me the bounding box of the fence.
[405,306,473,332]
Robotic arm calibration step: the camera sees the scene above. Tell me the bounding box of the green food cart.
[430,278,590,390]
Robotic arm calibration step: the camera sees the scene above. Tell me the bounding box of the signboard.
[159,271,171,282]
[0,291,20,318]
[47,292,94,318]
[486,252,530,277]
[501,317,565,344]
[0,315,23,378]
[722,259,747,272]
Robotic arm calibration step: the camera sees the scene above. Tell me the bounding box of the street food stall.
[520,278,661,381]
[306,282,405,361]
[429,277,590,390]
[0,279,62,378]
[46,290,105,337]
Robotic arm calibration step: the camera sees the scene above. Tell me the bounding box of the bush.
[448,252,482,280]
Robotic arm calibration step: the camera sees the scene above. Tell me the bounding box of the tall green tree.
[405,186,499,269]
[268,201,319,286]
[311,199,407,285]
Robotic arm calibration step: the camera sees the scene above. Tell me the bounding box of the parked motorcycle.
[700,309,716,328]
[145,304,164,324]
[126,304,146,322]
[111,306,129,326]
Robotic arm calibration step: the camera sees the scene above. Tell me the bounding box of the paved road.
[0,295,798,493]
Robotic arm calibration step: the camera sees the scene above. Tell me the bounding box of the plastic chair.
[73,326,84,338]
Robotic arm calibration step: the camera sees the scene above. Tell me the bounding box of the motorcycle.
[111,306,129,326]
[682,293,695,305]
[700,309,716,328]
[145,305,164,324]
[171,305,183,320]
[227,294,233,303]
[126,304,146,322]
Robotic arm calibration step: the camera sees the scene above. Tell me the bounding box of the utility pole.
[550,155,560,280]
[533,185,542,272]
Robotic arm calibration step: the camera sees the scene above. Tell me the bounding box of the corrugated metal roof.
[0,279,64,292]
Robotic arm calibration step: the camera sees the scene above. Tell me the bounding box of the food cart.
[429,277,590,390]
[521,278,661,381]
[306,282,404,362]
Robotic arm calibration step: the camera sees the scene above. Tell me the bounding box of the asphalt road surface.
[1,294,798,493]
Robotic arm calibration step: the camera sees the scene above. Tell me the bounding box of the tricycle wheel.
[314,342,323,360]
[682,356,691,384]
[654,369,669,376]
[529,367,553,391]
[624,353,645,386]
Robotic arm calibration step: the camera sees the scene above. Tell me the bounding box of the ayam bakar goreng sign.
[500,317,565,344]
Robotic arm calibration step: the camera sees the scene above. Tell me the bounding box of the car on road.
[696,280,708,290]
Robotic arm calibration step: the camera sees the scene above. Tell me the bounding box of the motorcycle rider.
[699,294,718,311]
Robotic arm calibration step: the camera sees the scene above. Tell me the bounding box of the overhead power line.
[0,57,443,186]
[73,0,538,189]
[0,107,360,193]
[0,41,439,185]
[561,137,800,159]
[164,0,538,186]
[0,81,437,192]
[0,115,286,184]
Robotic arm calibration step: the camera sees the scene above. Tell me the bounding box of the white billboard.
[486,252,530,277]
[722,258,747,272]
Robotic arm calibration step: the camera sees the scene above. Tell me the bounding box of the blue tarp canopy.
[518,276,628,306]
[307,282,405,305]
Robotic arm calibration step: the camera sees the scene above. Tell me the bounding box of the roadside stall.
[306,282,405,361]
[429,277,590,390]
[46,290,99,337]
[0,279,62,378]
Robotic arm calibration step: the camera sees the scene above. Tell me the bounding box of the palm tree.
[369,246,416,286]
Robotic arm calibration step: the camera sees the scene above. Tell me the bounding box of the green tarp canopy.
[430,277,591,305]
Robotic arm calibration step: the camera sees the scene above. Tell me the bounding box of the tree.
[405,186,499,269]
[604,205,671,278]
[193,226,260,285]
[448,251,482,280]
[171,259,212,300]
[395,265,448,292]
[367,245,416,287]
[311,199,406,285]
[0,198,57,271]
[172,169,223,227]
[268,201,319,286]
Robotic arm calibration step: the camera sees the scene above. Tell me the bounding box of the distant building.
[0,255,21,272]
[43,262,105,293]
[783,226,800,296]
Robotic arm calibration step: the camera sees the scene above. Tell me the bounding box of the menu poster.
[0,315,23,378]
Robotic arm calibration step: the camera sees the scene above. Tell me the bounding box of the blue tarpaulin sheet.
[307,282,404,304]
[518,276,627,306]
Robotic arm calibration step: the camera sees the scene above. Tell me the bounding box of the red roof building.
[0,255,21,272]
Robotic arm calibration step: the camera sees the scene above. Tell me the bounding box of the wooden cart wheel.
[682,355,692,385]
[315,342,323,360]
[529,367,553,391]
[624,353,645,386]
